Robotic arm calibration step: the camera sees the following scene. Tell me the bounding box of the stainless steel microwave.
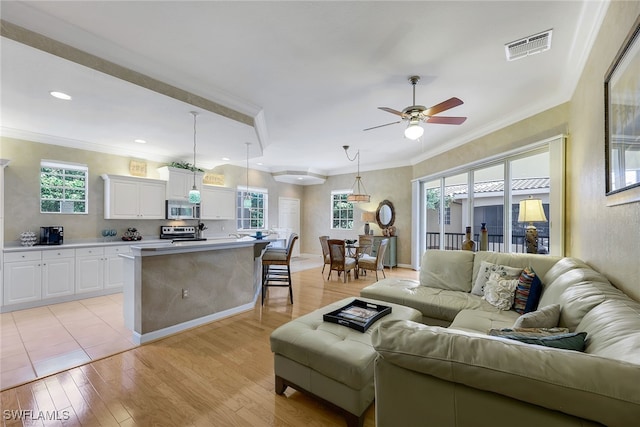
[166,200,200,220]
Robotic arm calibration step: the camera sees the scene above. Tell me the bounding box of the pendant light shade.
[343,145,371,203]
[188,111,201,204]
[243,142,252,208]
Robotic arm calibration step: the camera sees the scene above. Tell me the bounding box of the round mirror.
[376,200,395,229]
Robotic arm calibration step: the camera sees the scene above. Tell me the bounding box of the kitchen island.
[122,238,270,344]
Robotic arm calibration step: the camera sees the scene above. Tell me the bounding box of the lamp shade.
[188,188,201,204]
[361,211,376,223]
[518,198,547,223]
[404,123,424,140]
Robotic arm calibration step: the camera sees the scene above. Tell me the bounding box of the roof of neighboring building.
[437,177,550,197]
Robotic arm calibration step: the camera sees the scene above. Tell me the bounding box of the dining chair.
[358,235,374,256]
[319,235,330,274]
[358,238,389,281]
[327,239,357,282]
[262,233,299,305]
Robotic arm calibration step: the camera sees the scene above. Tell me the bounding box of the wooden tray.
[323,299,392,332]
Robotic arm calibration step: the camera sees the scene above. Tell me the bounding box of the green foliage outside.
[40,167,87,213]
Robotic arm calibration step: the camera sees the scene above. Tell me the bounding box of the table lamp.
[361,211,376,235]
[518,196,547,254]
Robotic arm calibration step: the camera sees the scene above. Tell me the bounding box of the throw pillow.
[513,303,561,329]
[490,331,587,352]
[482,273,519,310]
[472,261,522,296]
[488,327,570,337]
[513,266,543,314]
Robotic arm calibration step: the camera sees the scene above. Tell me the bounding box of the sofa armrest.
[372,320,640,427]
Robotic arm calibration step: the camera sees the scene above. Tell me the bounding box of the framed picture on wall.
[604,15,640,202]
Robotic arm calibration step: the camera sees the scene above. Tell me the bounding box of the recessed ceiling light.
[257,162,263,166]
[297,177,304,180]
[134,139,147,144]
[50,91,72,100]
[222,157,230,161]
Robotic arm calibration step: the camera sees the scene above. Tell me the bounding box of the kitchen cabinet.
[104,245,130,289]
[3,251,42,305]
[102,174,166,219]
[359,235,397,268]
[42,249,75,299]
[75,246,130,293]
[158,166,204,201]
[200,185,236,220]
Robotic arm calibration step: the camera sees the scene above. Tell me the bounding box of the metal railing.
[426,232,550,254]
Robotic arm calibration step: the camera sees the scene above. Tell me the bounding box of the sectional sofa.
[360,250,640,427]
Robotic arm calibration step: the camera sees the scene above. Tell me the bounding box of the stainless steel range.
[160,225,206,242]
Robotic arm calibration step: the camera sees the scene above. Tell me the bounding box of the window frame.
[331,190,354,230]
[40,160,88,214]
[236,186,268,231]
[412,135,565,267]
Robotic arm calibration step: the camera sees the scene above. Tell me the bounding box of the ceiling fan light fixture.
[404,122,424,140]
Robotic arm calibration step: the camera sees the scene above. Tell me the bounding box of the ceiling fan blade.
[425,116,467,125]
[378,107,406,117]
[423,97,464,116]
[363,120,402,131]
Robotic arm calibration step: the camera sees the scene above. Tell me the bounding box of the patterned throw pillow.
[489,330,588,352]
[513,266,543,314]
[471,261,523,296]
[482,273,519,310]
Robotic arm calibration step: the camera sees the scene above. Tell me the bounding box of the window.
[331,191,354,229]
[237,187,267,230]
[416,136,565,258]
[40,161,88,214]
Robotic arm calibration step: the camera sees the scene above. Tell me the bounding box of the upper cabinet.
[102,174,166,219]
[157,166,204,201]
[200,186,236,220]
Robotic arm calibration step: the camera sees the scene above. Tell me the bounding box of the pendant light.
[188,111,201,204]
[343,145,370,203]
[243,142,252,208]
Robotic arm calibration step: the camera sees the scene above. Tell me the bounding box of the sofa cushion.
[449,309,519,333]
[361,278,503,323]
[482,273,519,310]
[540,257,589,287]
[419,250,475,292]
[513,304,560,329]
[557,281,626,330]
[538,266,610,308]
[513,266,543,314]
[577,299,640,364]
[471,261,522,296]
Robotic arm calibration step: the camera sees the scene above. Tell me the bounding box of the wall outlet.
[182,288,189,298]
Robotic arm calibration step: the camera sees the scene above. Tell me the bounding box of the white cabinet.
[157,166,204,201]
[75,247,105,293]
[104,245,130,289]
[75,246,130,293]
[200,186,236,220]
[102,174,166,219]
[42,249,75,299]
[3,252,42,305]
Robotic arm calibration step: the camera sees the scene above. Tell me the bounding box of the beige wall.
[565,1,640,301]
[1,137,302,244]
[302,166,413,266]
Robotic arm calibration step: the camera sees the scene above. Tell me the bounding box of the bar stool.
[262,233,299,305]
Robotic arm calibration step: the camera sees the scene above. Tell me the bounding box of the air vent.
[505,29,553,61]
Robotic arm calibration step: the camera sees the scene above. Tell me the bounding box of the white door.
[278,197,300,257]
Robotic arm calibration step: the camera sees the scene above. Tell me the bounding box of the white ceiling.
[0,1,609,184]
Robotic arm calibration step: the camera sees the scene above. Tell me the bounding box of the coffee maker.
[40,226,64,245]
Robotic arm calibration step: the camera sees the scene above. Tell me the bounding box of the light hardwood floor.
[0,260,418,426]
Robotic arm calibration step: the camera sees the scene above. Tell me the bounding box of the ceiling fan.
[364,75,467,140]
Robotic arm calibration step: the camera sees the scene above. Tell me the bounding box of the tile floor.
[0,293,136,391]
[0,254,324,391]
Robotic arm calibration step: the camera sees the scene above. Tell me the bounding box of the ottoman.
[270,297,422,427]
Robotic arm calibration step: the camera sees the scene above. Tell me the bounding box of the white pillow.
[513,304,561,329]
[472,261,522,296]
[482,273,519,310]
